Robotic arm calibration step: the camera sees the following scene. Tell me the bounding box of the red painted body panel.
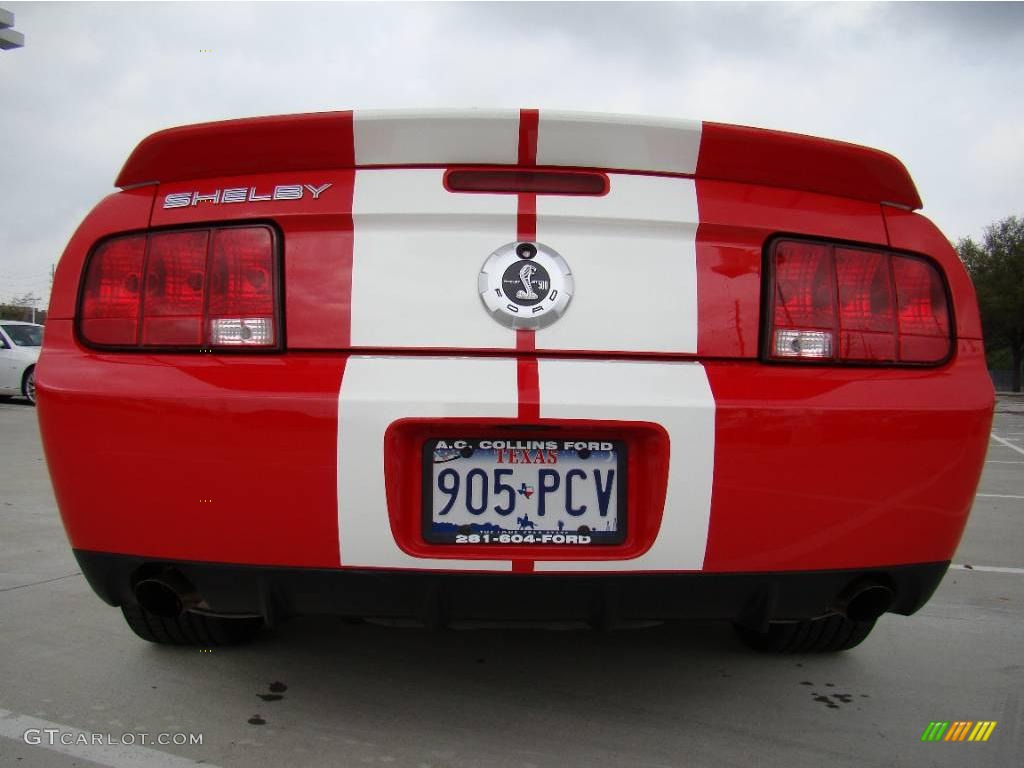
[37,320,345,568]
[115,111,355,187]
[697,122,922,209]
[702,341,992,572]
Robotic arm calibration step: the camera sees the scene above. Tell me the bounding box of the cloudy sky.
[1,1,1022,305]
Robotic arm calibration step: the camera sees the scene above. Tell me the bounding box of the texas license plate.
[423,438,626,546]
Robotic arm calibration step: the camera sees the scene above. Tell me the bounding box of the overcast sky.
[2,1,1022,304]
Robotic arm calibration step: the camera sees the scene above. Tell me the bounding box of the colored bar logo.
[921,721,997,742]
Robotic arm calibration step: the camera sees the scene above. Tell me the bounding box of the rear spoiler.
[115,110,922,210]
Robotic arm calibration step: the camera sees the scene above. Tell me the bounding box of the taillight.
[142,230,209,346]
[207,228,276,345]
[893,257,951,362]
[80,225,278,349]
[767,239,951,364]
[81,236,146,346]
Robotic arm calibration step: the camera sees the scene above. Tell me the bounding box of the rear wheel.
[734,614,876,653]
[22,366,36,405]
[121,604,263,646]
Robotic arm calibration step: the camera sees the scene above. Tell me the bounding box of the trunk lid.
[124,110,917,357]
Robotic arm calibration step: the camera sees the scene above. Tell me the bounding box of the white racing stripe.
[537,111,702,174]
[536,174,699,354]
[535,359,715,572]
[350,118,703,356]
[336,357,716,572]
[0,708,211,768]
[354,109,519,166]
[340,110,713,572]
[990,433,1024,457]
[350,169,517,349]
[338,356,517,570]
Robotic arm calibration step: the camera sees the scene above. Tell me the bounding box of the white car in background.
[0,321,43,405]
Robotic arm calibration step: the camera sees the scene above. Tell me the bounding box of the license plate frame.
[421,437,627,547]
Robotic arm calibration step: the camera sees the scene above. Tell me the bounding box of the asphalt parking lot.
[1,396,1021,768]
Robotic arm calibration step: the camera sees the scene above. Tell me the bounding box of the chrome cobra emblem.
[516,263,540,300]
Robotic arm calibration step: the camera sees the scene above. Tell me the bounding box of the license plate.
[423,438,626,546]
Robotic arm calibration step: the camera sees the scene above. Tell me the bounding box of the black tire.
[734,614,876,653]
[22,366,36,405]
[121,604,263,646]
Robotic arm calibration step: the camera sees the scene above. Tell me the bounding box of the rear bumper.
[38,320,993,577]
[75,550,949,625]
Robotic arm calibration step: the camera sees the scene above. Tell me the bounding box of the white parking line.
[990,433,1024,457]
[951,564,1024,575]
[986,461,1024,465]
[976,493,1024,500]
[0,709,213,768]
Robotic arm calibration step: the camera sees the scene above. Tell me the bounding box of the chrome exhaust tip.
[133,571,200,618]
[836,582,894,622]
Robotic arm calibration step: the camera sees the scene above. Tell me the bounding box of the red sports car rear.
[38,109,994,652]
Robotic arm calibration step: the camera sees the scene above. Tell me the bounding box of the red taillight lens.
[893,256,951,362]
[81,235,147,345]
[445,169,608,195]
[768,239,951,365]
[80,226,277,349]
[773,241,836,329]
[835,248,897,362]
[771,242,835,359]
[142,230,209,345]
[207,227,276,345]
